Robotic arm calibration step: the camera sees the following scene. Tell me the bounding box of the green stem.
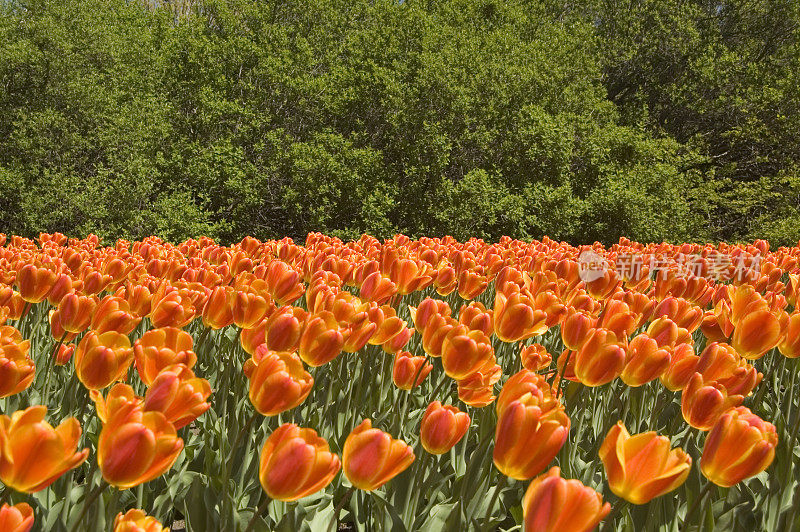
[244,494,272,532]
[482,471,508,527]
[680,482,714,532]
[69,481,109,532]
[329,486,356,532]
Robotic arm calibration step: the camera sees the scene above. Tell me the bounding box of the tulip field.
[1,232,800,531]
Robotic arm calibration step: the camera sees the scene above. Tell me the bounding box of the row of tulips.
[0,232,797,531]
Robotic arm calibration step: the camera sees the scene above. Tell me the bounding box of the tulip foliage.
[0,232,798,531]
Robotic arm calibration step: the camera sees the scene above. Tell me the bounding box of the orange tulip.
[92,295,141,335]
[778,312,800,358]
[54,292,97,333]
[561,309,597,351]
[522,467,610,532]
[264,260,304,305]
[574,328,626,387]
[343,419,414,490]
[457,364,501,407]
[258,423,341,501]
[493,392,570,480]
[359,271,397,305]
[232,290,270,329]
[419,401,470,454]
[681,373,743,431]
[0,406,89,492]
[700,406,777,487]
[143,364,211,429]
[113,509,168,532]
[264,305,307,353]
[134,327,197,386]
[520,343,552,371]
[409,298,451,335]
[244,347,313,416]
[15,263,56,303]
[74,330,134,390]
[620,334,671,387]
[494,288,548,342]
[731,309,784,360]
[298,311,344,367]
[441,327,495,380]
[98,403,184,489]
[392,351,432,390]
[0,331,34,398]
[54,343,75,366]
[0,503,34,532]
[496,370,557,416]
[201,286,235,329]
[458,301,494,337]
[660,343,699,391]
[421,314,457,358]
[241,317,268,356]
[695,342,762,396]
[149,290,195,329]
[599,422,691,504]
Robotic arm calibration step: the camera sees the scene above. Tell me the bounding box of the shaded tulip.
[421,314,457,358]
[681,373,743,431]
[143,364,212,429]
[620,334,671,387]
[599,422,691,504]
[520,343,552,371]
[700,407,777,487]
[134,327,197,386]
[54,343,75,366]
[258,423,341,501]
[522,467,611,532]
[98,405,184,489]
[75,331,134,390]
[419,401,470,455]
[0,406,89,492]
[574,329,626,387]
[392,351,432,390]
[244,348,313,416]
[0,503,34,532]
[458,301,494,337]
[778,311,800,358]
[343,419,415,490]
[298,311,344,367]
[113,509,168,532]
[493,392,570,480]
[241,318,268,356]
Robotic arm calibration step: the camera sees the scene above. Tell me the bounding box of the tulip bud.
[392,351,432,390]
[245,348,313,416]
[343,419,414,490]
[113,509,168,532]
[0,503,34,532]
[54,343,75,366]
[258,423,341,501]
[419,401,469,455]
[700,407,777,487]
[0,406,89,492]
[75,330,134,390]
[599,421,691,504]
[522,467,611,532]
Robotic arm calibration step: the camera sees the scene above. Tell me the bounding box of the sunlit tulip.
[15,263,56,303]
[201,286,235,329]
[620,334,671,387]
[700,407,777,487]
[599,422,691,504]
[561,309,597,351]
[75,330,134,390]
[695,342,762,396]
[493,392,570,480]
[244,348,313,416]
[264,305,307,353]
[241,318,268,356]
[299,311,344,367]
[54,343,75,366]
[91,295,141,335]
[419,401,469,455]
[264,260,304,305]
[494,289,548,342]
[731,309,784,360]
[113,509,168,532]
[54,292,96,333]
[0,406,89,492]
[359,271,397,305]
[150,290,195,329]
[409,298,451,334]
[458,301,494,337]
[574,329,626,387]
[441,327,494,380]
[258,423,341,501]
[660,343,699,391]
[522,467,610,532]
[778,312,800,358]
[421,314,457,358]
[343,419,414,490]
[0,503,34,532]
[232,290,270,329]
[392,351,432,390]
[0,336,34,398]
[143,364,212,429]
[681,373,743,431]
[134,327,197,386]
[98,406,184,489]
[457,364,501,407]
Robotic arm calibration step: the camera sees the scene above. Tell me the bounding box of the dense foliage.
[0,0,798,245]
